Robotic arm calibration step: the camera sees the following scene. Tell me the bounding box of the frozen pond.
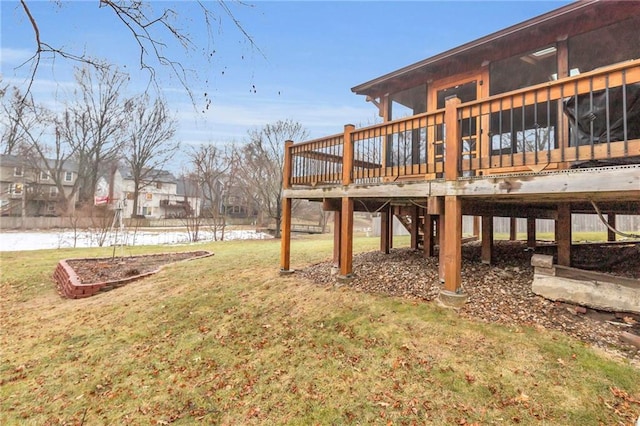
[0,229,272,252]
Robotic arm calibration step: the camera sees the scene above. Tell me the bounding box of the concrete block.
[534,266,556,276]
[532,274,640,314]
[531,254,554,268]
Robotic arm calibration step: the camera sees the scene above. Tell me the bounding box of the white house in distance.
[96,166,201,219]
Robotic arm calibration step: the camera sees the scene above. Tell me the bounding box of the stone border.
[54,251,214,299]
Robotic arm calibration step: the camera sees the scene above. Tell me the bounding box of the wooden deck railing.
[285,59,640,187]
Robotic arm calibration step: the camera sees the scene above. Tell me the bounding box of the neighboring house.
[220,181,258,220]
[96,166,201,219]
[0,154,79,217]
[280,1,640,305]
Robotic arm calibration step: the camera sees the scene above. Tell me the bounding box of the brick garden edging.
[54,251,214,299]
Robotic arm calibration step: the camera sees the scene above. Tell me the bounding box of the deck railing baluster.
[605,75,611,158]
[573,80,579,162]
[546,87,551,165]
[622,70,628,156]
[509,97,514,167]
[534,91,539,166]
[589,77,595,161]
[521,93,526,166]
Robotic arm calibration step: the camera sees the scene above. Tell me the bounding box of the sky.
[1,0,570,170]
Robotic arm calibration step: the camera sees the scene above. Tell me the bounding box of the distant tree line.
[1,66,319,238]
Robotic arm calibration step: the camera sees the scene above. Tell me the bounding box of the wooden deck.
[280,60,640,300]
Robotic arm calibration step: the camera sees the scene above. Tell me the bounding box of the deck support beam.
[481,215,493,264]
[339,197,354,277]
[443,196,463,292]
[509,217,518,241]
[473,216,480,238]
[280,197,293,273]
[527,217,537,248]
[556,203,572,267]
[607,213,617,242]
[438,214,446,282]
[380,206,391,254]
[410,205,420,250]
[423,214,435,257]
[333,209,341,267]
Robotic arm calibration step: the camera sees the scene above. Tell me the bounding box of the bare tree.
[0,85,34,155]
[61,65,132,204]
[237,119,308,238]
[122,95,178,218]
[13,1,263,103]
[11,96,84,215]
[188,143,235,241]
[178,173,203,243]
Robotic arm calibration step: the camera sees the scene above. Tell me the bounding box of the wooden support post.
[527,217,537,248]
[410,205,419,250]
[342,124,355,186]
[556,203,571,267]
[472,216,480,238]
[443,196,462,292]
[438,214,446,282]
[380,207,390,254]
[280,197,292,272]
[423,214,434,257]
[339,197,354,277]
[333,209,341,267]
[388,206,394,250]
[481,215,493,264]
[444,97,462,181]
[509,217,518,241]
[607,213,617,242]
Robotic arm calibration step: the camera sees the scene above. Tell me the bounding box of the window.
[145,193,153,200]
[490,46,557,96]
[47,203,56,213]
[569,17,640,74]
[40,171,49,180]
[140,206,152,216]
[50,187,59,197]
[14,167,23,177]
[156,182,162,189]
[64,171,73,182]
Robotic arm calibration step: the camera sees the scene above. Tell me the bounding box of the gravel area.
[300,240,640,363]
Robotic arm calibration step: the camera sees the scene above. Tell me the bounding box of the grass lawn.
[1,235,639,425]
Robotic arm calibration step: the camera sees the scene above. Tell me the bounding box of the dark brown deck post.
[527,217,537,248]
[423,214,434,257]
[339,197,354,277]
[280,140,294,273]
[333,209,341,267]
[380,206,391,254]
[472,216,480,238]
[438,213,446,282]
[481,215,493,264]
[607,213,617,242]
[556,203,571,267]
[509,217,518,241]
[410,205,420,250]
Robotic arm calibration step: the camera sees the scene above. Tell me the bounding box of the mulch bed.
[65,251,211,284]
[300,240,640,362]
